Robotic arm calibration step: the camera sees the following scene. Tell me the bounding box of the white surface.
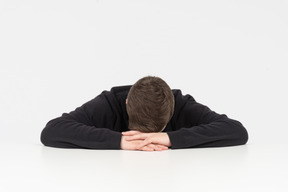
[0,0,287,191]
[1,144,288,192]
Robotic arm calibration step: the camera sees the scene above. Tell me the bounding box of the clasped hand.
[120,131,171,152]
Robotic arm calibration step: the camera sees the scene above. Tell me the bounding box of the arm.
[167,99,249,149]
[40,94,122,149]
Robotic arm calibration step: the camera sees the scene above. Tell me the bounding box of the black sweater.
[40,86,248,149]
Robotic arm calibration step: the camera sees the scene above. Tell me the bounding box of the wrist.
[165,133,172,147]
[120,135,125,150]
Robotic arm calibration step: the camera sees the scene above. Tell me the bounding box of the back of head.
[126,76,175,132]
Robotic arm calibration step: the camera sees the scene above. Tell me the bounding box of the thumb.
[121,130,142,136]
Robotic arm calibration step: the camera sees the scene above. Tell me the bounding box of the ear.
[126,99,128,104]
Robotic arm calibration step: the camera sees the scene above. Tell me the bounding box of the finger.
[156,144,169,149]
[162,146,169,150]
[147,144,166,151]
[141,144,167,151]
[152,144,167,150]
[125,134,149,141]
[121,131,139,135]
[139,144,157,151]
[137,138,153,150]
[139,146,154,152]
[155,146,164,151]
[152,145,167,151]
[157,145,169,150]
[121,131,142,136]
[147,144,162,151]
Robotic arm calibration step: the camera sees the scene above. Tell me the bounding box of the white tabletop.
[1,143,287,192]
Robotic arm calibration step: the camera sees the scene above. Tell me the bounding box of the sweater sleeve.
[40,94,122,149]
[167,99,248,149]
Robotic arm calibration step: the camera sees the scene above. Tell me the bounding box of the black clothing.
[40,86,248,149]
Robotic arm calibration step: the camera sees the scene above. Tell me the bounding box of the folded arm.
[40,95,122,149]
[167,101,248,149]
[41,116,122,149]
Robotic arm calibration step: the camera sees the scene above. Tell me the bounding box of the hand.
[122,130,171,150]
[121,135,169,151]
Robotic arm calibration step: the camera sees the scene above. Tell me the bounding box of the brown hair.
[126,76,175,132]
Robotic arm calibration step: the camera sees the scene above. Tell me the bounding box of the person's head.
[126,76,175,133]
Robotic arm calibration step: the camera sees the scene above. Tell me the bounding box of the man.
[40,76,248,151]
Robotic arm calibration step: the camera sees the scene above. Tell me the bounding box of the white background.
[0,0,287,192]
